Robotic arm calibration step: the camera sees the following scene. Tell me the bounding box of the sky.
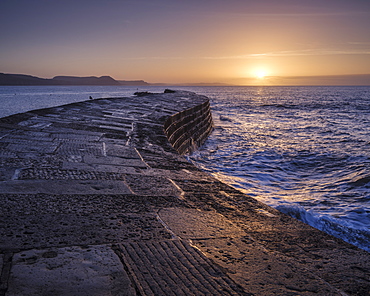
[1,0,370,85]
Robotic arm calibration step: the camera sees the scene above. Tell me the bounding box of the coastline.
[0,90,369,295]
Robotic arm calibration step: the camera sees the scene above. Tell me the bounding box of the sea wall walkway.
[0,90,369,295]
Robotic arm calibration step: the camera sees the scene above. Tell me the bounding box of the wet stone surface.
[7,245,135,296]
[0,91,369,295]
[0,193,178,250]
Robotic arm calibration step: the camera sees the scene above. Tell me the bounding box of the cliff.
[0,73,52,85]
[52,75,120,85]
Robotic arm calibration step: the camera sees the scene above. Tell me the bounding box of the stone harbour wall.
[163,99,213,155]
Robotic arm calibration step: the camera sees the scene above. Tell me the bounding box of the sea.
[0,85,369,252]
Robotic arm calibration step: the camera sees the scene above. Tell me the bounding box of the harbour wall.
[164,99,213,155]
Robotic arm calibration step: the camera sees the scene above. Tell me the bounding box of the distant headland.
[0,73,149,86]
[3,72,370,86]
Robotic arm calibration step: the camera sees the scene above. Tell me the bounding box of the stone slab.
[115,240,244,295]
[62,162,141,174]
[124,175,182,196]
[104,144,141,159]
[98,125,132,133]
[159,207,246,239]
[51,132,102,142]
[56,142,104,157]
[6,142,58,154]
[0,180,132,194]
[191,237,341,295]
[83,155,148,168]
[0,194,173,249]
[6,245,136,296]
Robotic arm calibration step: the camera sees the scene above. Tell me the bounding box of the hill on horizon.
[0,73,150,86]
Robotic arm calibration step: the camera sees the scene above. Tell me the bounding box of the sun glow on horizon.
[254,69,268,79]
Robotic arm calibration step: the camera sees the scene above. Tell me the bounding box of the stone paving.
[0,90,369,295]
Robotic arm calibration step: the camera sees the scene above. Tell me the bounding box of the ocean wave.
[259,103,297,109]
[276,204,370,252]
[219,115,232,122]
[349,175,370,187]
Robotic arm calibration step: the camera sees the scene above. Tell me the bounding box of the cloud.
[117,47,370,62]
[119,56,187,60]
[202,48,370,60]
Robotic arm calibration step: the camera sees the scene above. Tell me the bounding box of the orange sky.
[1,0,369,85]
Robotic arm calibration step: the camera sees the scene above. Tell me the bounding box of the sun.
[255,69,267,79]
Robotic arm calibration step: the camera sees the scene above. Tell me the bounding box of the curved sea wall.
[163,99,213,155]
